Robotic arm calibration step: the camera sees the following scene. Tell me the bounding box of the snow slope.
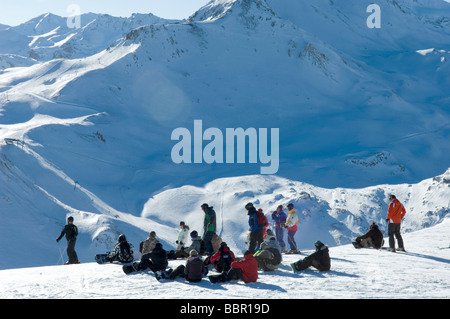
[0,218,449,299]
[0,0,449,275]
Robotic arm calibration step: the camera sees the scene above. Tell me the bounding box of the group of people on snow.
[56,194,406,283]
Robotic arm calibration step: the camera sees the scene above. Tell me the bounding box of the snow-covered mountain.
[0,12,174,65]
[0,0,449,271]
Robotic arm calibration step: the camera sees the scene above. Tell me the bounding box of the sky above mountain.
[0,0,210,26]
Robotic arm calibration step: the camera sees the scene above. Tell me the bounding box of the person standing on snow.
[285,203,300,254]
[201,203,216,255]
[386,195,406,252]
[272,205,287,252]
[56,216,80,264]
[245,202,264,254]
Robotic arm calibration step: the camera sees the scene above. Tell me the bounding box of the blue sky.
[0,0,210,26]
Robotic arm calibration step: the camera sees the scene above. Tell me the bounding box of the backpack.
[256,209,268,228]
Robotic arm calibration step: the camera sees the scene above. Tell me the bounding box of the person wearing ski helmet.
[106,234,134,263]
[290,240,330,272]
[56,216,80,264]
[245,202,264,254]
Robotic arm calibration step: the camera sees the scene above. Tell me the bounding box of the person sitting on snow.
[204,242,236,273]
[353,222,384,249]
[254,229,282,271]
[168,249,208,282]
[290,241,330,273]
[105,234,134,263]
[209,250,258,284]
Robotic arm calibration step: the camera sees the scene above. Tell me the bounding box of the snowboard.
[290,263,299,274]
[64,260,81,265]
[95,254,109,264]
[208,273,227,284]
[284,249,301,255]
[352,242,362,249]
[122,262,139,274]
[155,270,170,281]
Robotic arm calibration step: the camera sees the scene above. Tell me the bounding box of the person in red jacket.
[209,250,258,284]
[205,242,236,272]
[386,195,406,252]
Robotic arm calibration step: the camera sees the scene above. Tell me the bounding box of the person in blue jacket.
[271,205,287,252]
[245,202,264,253]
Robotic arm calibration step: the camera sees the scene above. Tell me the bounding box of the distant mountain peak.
[189,0,277,24]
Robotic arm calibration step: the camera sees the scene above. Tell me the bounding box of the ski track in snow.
[1,219,449,299]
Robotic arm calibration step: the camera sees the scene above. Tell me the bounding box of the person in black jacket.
[201,203,216,256]
[56,216,79,264]
[106,234,134,263]
[291,241,331,272]
[137,242,168,273]
[245,202,264,254]
[353,222,384,249]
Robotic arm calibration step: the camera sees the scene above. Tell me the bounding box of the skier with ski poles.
[56,216,80,264]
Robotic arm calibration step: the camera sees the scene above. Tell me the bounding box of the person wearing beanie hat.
[290,241,330,273]
[254,230,282,271]
[56,216,80,264]
[353,222,384,249]
[137,242,168,273]
[209,250,258,284]
[285,203,299,254]
[190,249,198,257]
[205,242,237,273]
[201,203,217,255]
[176,221,190,251]
[245,203,264,254]
[99,234,134,264]
[271,205,287,252]
[169,249,207,282]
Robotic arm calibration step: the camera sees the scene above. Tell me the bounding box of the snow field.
[1,218,448,299]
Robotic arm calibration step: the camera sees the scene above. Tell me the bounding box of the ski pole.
[57,242,65,265]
